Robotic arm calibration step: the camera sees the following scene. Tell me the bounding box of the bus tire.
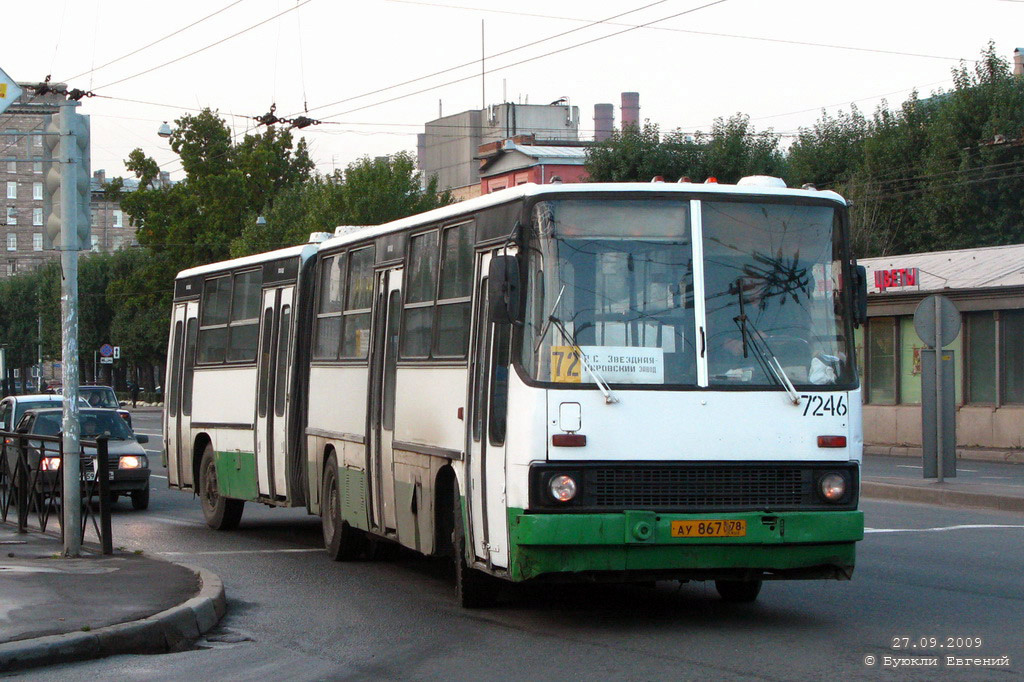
[321,453,365,561]
[714,579,762,603]
[199,445,244,530]
[452,491,499,608]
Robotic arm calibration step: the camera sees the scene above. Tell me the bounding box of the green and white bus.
[165,178,867,606]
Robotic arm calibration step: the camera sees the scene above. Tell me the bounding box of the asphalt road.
[17,411,1024,681]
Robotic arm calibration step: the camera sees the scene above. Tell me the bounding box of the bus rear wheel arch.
[198,443,244,530]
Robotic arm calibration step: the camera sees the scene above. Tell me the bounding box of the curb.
[0,565,225,672]
[862,481,1024,514]
[865,445,1024,465]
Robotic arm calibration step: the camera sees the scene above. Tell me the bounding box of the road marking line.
[866,524,1024,534]
[151,474,168,479]
[143,448,162,454]
[159,548,322,556]
[896,465,922,469]
[980,476,1009,480]
[133,430,163,436]
[147,515,206,527]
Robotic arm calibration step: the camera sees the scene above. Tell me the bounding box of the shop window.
[867,317,897,404]
[1003,310,1024,404]
[966,312,996,403]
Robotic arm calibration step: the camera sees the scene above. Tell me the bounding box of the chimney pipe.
[594,103,614,142]
[621,92,640,130]
[1015,48,1024,76]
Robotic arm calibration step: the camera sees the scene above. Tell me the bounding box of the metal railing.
[0,430,114,554]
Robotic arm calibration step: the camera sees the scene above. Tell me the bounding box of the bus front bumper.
[506,509,863,583]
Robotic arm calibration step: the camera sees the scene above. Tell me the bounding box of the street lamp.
[256,216,266,226]
[157,121,173,139]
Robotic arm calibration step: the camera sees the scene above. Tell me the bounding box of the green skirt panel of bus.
[507,509,863,582]
[214,451,259,501]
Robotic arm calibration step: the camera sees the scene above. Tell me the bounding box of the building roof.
[859,243,1024,294]
[509,144,588,162]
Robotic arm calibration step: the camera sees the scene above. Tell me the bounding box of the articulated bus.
[164,179,868,606]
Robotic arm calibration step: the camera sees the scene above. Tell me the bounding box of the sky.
[3,0,1020,182]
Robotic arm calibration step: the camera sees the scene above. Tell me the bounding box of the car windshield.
[80,387,119,409]
[521,197,854,389]
[15,400,59,422]
[32,410,135,440]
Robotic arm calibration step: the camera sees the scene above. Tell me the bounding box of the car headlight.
[549,474,578,502]
[819,472,847,502]
[41,456,61,471]
[119,455,146,470]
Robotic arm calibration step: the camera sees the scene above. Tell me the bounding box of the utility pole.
[44,97,91,557]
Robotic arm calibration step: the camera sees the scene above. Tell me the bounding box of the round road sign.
[913,294,960,348]
[99,343,114,358]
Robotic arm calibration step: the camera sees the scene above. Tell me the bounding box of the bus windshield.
[521,197,853,389]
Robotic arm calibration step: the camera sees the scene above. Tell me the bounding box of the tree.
[230,152,453,257]
[585,115,783,183]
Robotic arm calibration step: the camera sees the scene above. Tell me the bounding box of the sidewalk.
[0,524,224,672]
[862,452,1024,513]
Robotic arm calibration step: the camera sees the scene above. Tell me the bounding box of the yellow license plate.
[670,519,747,538]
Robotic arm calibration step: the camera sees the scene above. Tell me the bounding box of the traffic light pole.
[59,98,82,557]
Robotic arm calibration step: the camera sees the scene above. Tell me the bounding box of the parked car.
[76,386,132,429]
[1,394,89,472]
[13,407,152,510]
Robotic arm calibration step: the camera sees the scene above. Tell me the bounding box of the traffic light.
[41,108,91,250]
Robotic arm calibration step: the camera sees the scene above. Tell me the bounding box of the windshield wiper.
[733,279,801,406]
[547,316,619,404]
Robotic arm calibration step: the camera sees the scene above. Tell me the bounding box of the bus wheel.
[715,579,762,603]
[452,492,499,608]
[321,453,365,561]
[199,445,244,530]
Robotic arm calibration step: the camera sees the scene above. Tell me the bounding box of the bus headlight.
[819,472,847,502]
[549,474,578,502]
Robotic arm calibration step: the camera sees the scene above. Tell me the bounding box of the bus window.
[341,246,374,358]
[168,320,183,417]
[198,276,231,363]
[382,292,400,430]
[489,322,511,446]
[227,269,262,362]
[434,223,473,357]
[314,255,344,360]
[182,317,198,417]
[258,307,274,419]
[401,231,438,358]
[275,305,291,418]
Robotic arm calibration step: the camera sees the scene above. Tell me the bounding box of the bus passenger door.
[368,268,402,532]
[271,287,294,500]
[167,300,198,489]
[467,251,510,568]
[255,288,281,499]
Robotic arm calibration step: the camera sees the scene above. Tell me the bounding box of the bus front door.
[368,268,402,533]
[466,250,510,569]
[255,286,293,500]
[167,300,198,489]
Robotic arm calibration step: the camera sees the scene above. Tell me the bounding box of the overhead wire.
[381,0,977,64]
[93,0,314,91]
[316,0,734,121]
[284,0,677,118]
[62,0,250,83]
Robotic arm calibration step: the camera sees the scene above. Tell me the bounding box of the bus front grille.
[529,462,859,512]
[591,467,804,509]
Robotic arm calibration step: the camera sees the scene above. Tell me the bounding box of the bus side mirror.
[852,265,868,327]
[488,255,521,324]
